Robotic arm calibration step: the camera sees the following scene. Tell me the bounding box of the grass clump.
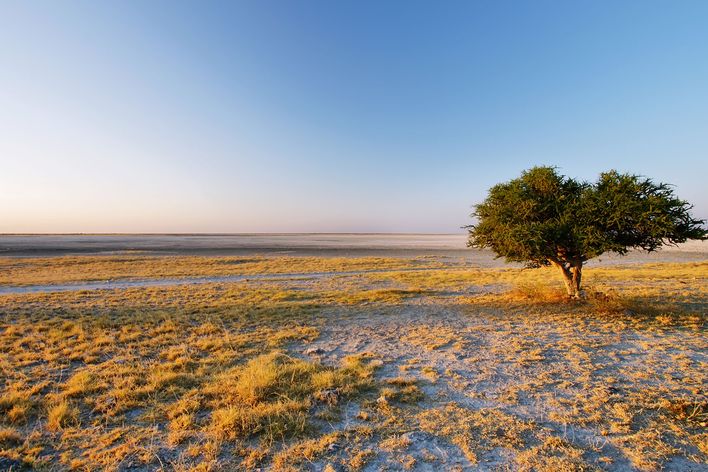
[0,427,22,446]
[206,351,377,445]
[63,370,100,397]
[46,400,79,431]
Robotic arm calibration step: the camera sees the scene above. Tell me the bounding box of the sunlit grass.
[0,256,705,469]
[0,254,444,286]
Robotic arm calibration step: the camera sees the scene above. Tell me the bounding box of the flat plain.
[0,236,706,471]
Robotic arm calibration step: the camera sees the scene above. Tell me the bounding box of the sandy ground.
[1,234,706,262]
[298,299,706,471]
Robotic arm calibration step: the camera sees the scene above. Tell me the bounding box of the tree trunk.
[551,260,583,298]
[571,264,582,298]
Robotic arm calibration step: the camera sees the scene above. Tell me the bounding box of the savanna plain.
[1,239,706,471]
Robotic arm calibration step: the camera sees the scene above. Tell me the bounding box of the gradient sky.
[1,1,707,233]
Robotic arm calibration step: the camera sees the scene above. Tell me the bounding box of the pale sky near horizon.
[1,1,707,233]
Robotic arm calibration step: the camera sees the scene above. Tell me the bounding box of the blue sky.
[1,0,707,233]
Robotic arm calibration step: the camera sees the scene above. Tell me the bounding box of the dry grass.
[1,255,706,470]
[0,254,443,286]
[0,287,380,469]
[418,403,535,463]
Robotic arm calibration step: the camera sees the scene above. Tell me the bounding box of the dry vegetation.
[0,255,443,286]
[1,255,706,471]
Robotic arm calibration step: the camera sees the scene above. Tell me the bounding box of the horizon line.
[0,232,468,237]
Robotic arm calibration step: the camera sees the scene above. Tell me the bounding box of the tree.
[467,167,706,298]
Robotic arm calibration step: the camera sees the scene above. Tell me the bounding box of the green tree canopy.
[467,167,705,297]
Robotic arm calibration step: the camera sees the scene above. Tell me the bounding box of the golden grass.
[418,403,534,464]
[0,254,443,286]
[1,255,706,470]
[46,400,79,431]
[514,435,590,471]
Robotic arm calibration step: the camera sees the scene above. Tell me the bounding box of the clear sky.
[1,0,707,233]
